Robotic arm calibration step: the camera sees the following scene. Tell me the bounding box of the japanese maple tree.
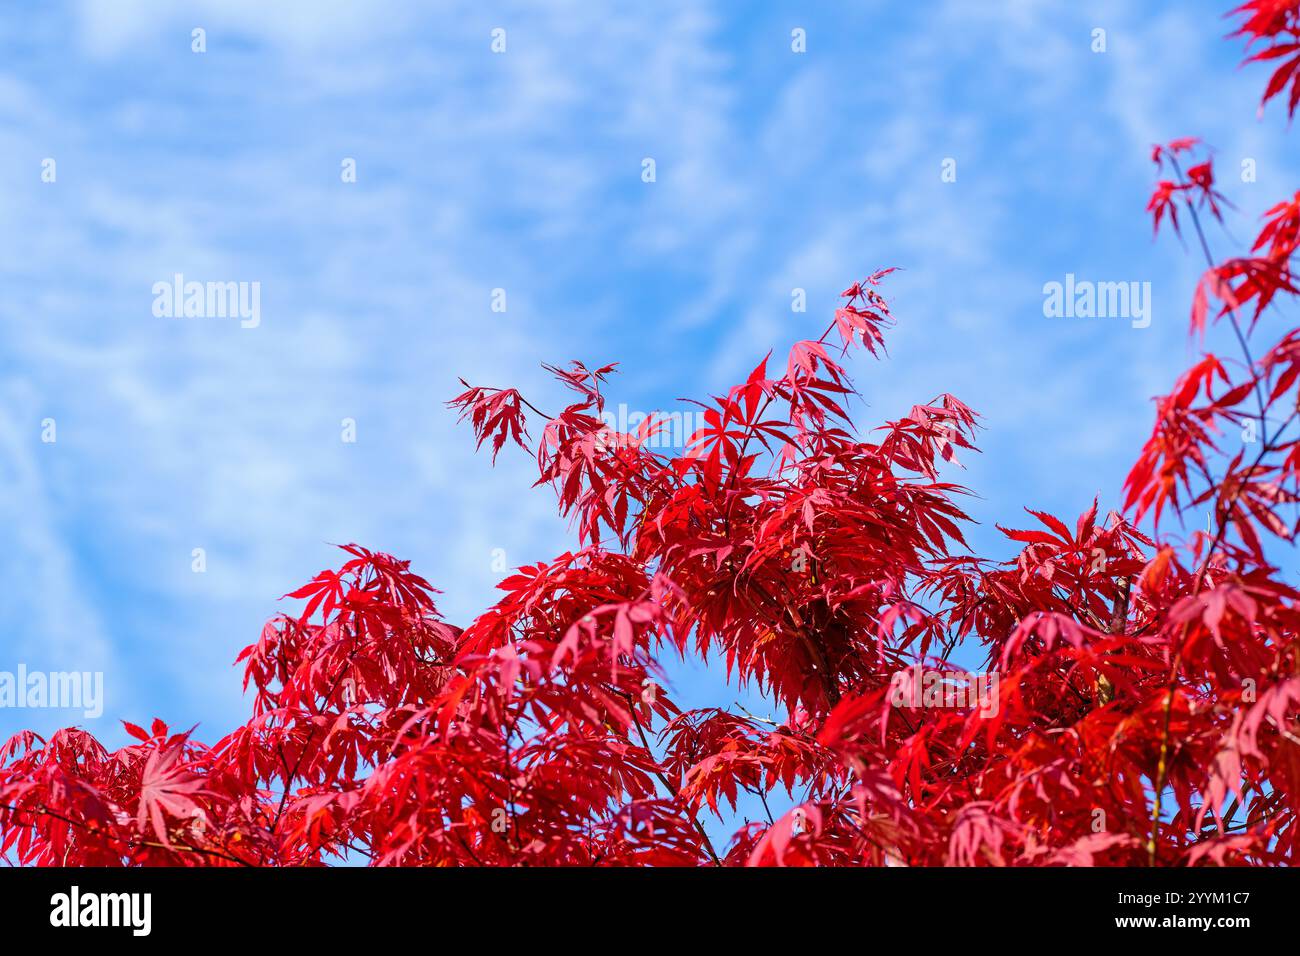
[6,2,1300,867]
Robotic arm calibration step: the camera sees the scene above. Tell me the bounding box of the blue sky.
[1,0,1296,839]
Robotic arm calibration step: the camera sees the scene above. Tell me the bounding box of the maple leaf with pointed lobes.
[1192,257,1299,335]
[1151,136,1201,168]
[1186,160,1232,223]
[1254,189,1300,261]
[834,269,896,355]
[135,740,209,848]
[1232,0,1300,115]
[447,381,531,463]
[1148,142,1232,238]
[1147,180,1187,237]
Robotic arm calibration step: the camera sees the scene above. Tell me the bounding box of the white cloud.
[0,1,758,729]
[0,382,117,679]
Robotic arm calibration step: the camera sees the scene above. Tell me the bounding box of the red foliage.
[6,4,1300,867]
